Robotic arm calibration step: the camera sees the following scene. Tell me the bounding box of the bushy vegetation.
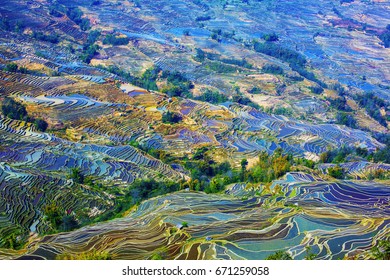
[248,87,262,94]
[232,94,260,109]
[247,150,291,183]
[336,112,357,128]
[43,203,79,232]
[93,178,181,223]
[32,31,59,43]
[195,89,227,104]
[371,239,390,260]
[135,67,160,91]
[194,48,252,69]
[80,44,99,63]
[86,30,101,45]
[0,227,26,250]
[253,42,306,67]
[34,119,49,132]
[205,61,238,73]
[309,86,324,94]
[160,71,194,98]
[1,97,28,120]
[4,63,18,72]
[162,111,182,124]
[327,165,345,179]
[327,96,351,112]
[290,64,327,88]
[262,64,284,75]
[262,33,279,42]
[1,97,48,131]
[378,26,390,48]
[265,106,294,117]
[103,34,130,46]
[355,92,388,127]
[266,251,292,260]
[66,7,90,31]
[320,145,390,164]
[68,167,85,184]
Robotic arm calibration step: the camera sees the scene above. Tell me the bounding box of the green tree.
[5,63,18,72]
[44,204,62,229]
[371,240,390,260]
[327,165,345,179]
[266,251,293,260]
[34,119,48,132]
[1,97,28,120]
[69,168,85,184]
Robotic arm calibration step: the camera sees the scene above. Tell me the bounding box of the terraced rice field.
[2,173,388,260]
[0,0,389,261]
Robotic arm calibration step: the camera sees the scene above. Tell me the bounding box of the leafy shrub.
[262,64,284,75]
[266,251,292,260]
[103,34,130,46]
[1,97,27,120]
[162,111,182,124]
[195,89,227,104]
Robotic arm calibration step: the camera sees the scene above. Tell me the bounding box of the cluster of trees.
[134,67,160,91]
[0,18,25,33]
[0,228,26,250]
[371,240,390,260]
[355,92,388,127]
[248,87,262,94]
[194,48,252,69]
[232,94,260,109]
[102,34,130,46]
[93,178,181,223]
[253,42,307,68]
[262,64,284,75]
[264,106,294,117]
[181,148,298,194]
[327,165,345,179]
[97,65,159,91]
[220,58,252,69]
[48,4,90,31]
[262,33,279,42]
[128,141,174,164]
[32,31,59,44]
[78,30,101,63]
[246,150,291,183]
[182,147,236,194]
[290,64,327,88]
[66,7,90,31]
[1,97,48,131]
[195,89,228,104]
[86,30,101,45]
[162,111,183,124]
[336,112,357,128]
[68,168,85,184]
[205,61,238,73]
[253,41,327,87]
[320,145,390,165]
[327,95,351,112]
[378,25,390,48]
[43,203,79,232]
[80,44,99,63]
[309,86,324,94]
[266,247,317,260]
[160,70,194,98]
